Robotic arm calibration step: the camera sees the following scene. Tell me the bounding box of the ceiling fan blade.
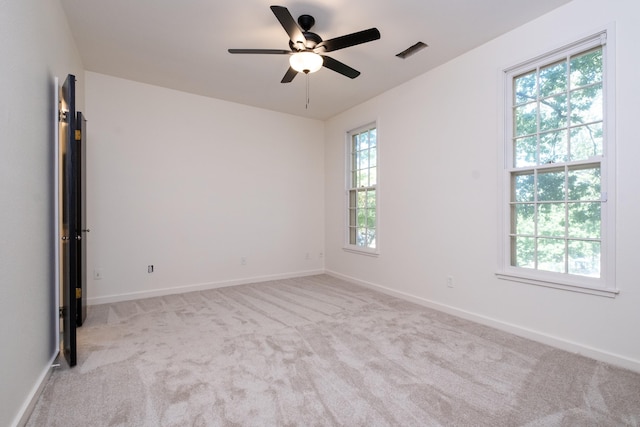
[228,49,291,54]
[270,6,306,48]
[281,66,298,83]
[322,56,360,79]
[315,28,381,53]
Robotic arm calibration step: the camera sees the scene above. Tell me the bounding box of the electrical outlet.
[241,257,247,265]
[93,268,103,280]
[148,265,154,273]
[446,276,454,288]
[319,252,324,259]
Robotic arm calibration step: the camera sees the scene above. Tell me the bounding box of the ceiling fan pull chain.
[306,73,310,109]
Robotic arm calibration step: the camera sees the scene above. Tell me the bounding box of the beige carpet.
[27,275,640,426]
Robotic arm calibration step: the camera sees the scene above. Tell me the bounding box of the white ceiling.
[60,0,572,120]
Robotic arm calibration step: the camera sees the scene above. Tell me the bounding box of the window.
[346,124,378,254]
[499,31,616,296]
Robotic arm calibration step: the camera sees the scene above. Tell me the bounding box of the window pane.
[539,94,568,132]
[512,204,535,235]
[358,149,370,170]
[369,167,377,186]
[513,173,534,202]
[540,60,567,98]
[356,228,368,247]
[568,202,601,238]
[539,130,568,164]
[568,240,600,277]
[514,136,537,167]
[537,170,565,201]
[514,103,537,136]
[514,136,537,168]
[512,236,535,268]
[367,208,376,228]
[357,170,369,187]
[355,228,375,248]
[357,191,367,208]
[369,146,377,167]
[351,130,376,188]
[571,84,602,126]
[366,190,376,208]
[568,167,600,201]
[357,133,369,150]
[538,203,566,237]
[570,123,603,160]
[514,71,536,105]
[570,48,602,89]
[537,238,565,273]
[369,129,377,147]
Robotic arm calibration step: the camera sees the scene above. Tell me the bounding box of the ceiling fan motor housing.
[290,32,322,51]
[288,15,322,51]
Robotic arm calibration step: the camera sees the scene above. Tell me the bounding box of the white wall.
[85,73,325,303]
[0,1,84,425]
[325,0,640,371]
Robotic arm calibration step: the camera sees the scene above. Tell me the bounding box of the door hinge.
[76,288,82,299]
[75,129,81,141]
[59,109,68,123]
[59,307,66,318]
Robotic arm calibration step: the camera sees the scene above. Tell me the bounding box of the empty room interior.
[2,0,640,425]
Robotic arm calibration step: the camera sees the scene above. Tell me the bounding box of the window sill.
[343,246,380,257]
[496,271,618,298]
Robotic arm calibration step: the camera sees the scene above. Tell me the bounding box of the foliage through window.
[347,124,377,252]
[501,32,616,295]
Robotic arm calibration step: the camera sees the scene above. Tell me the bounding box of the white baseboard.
[87,269,325,305]
[326,270,640,374]
[12,352,58,427]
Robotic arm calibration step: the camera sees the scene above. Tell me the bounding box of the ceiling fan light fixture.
[289,51,323,74]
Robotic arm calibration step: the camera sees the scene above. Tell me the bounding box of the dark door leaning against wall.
[60,74,87,367]
[76,111,88,326]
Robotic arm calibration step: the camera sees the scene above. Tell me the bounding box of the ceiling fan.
[228,5,381,83]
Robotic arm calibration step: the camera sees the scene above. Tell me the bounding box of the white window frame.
[497,29,617,297]
[344,123,379,256]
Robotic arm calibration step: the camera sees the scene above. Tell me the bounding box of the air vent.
[395,42,428,59]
